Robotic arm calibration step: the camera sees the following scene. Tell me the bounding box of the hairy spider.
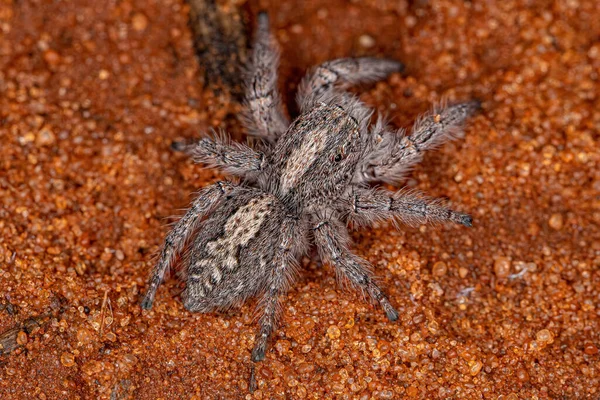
[141,12,479,362]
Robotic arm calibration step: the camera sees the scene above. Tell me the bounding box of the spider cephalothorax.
[142,12,479,362]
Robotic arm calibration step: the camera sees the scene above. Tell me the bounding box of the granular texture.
[0,0,598,399]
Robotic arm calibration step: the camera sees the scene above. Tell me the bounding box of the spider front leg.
[141,181,235,309]
[297,57,404,108]
[356,101,481,184]
[344,187,472,228]
[242,12,289,142]
[312,217,398,322]
[252,218,304,361]
[190,135,267,178]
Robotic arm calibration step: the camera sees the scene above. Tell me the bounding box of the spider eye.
[332,146,346,163]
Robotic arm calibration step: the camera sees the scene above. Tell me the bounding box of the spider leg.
[252,217,303,361]
[242,12,289,142]
[312,217,398,322]
[343,186,472,228]
[355,101,481,184]
[190,134,266,177]
[297,57,403,108]
[141,181,235,309]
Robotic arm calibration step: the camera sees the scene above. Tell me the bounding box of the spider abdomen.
[183,189,287,311]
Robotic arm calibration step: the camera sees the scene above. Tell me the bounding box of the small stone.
[432,261,447,277]
[131,13,148,32]
[16,331,28,345]
[98,69,110,80]
[43,50,61,68]
[536,329,554,344]
[377,340,391,356]
[406,386,418,397]
[301,344,312,353]
[331,382,345,394]
[76,327,93,345]
[60,352,76,367]
[117,354,138,372]
[410,332,422,343]
[327,325,341,339]
[584,344,598,355]
[494,257,511,279]
[377,390,394,399]
[75,262,87,276]
[20,132,36,144]
[548,213,563,230]
[427,320,440,335]
[290,24,303,34]
[469,360,483,376]
[359,34,375,48]
[82,360,102,375]
[36,126,56,147]
[297,362,315,375]
[458,267,469,278]
[275,340,291,355]
[517,368,530,382]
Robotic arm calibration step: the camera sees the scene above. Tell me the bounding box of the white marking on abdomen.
[193,196,275,295]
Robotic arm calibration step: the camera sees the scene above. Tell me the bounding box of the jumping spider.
[142,12,479,362]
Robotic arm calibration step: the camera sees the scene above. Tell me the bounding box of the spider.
[141,12,479,362]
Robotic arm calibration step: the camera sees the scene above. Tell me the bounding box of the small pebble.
[296,363,315,374]
[406,386,418,397]
[36,126,56,147]
[131,13,148,31]
[494,257,511,279]
[432,261,448,277]
[517,368,530,382]
[98,69,110,80]
[76,327,93,345]
[584,344,598,355]
[60,352,76,367]
[43,50,61,68]
[117,354,138,372]
[469,360,483,376]
[536,329,554,344]
[548,213,563,230]
[275,340,291,355]
[358,34,375,48]
[327,325,341,339]
[16,331,28,345]
[290,24,303,34]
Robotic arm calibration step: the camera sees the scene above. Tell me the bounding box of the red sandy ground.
[0,0,598,398]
